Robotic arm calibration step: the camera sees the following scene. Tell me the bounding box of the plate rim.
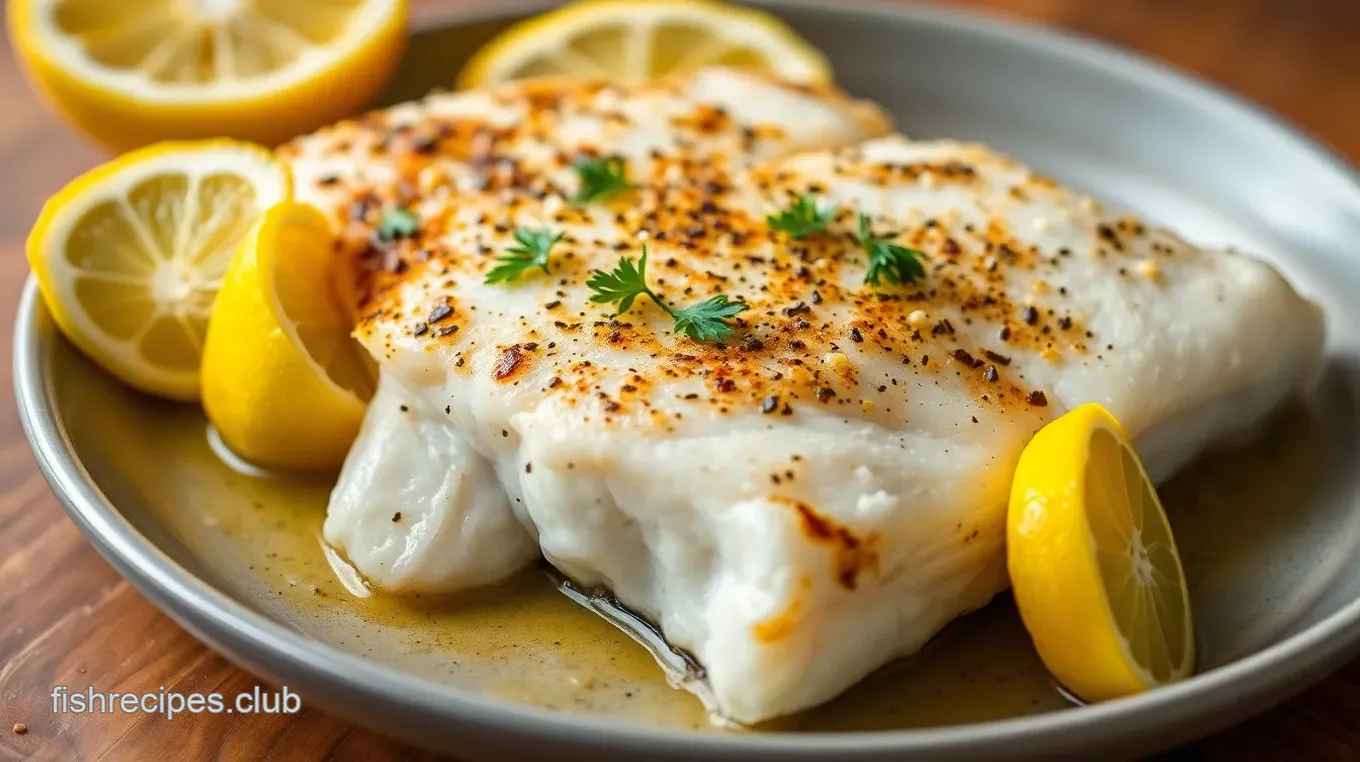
[15,0,1360,758]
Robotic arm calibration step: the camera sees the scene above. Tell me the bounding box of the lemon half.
[8,0,407,152]
[202,201,375,472]
[457,0,831,89]
[27,139,291,401]
[1008,403,1195,702]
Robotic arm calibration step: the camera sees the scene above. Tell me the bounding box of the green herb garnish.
[670,295,750,343]
[766,194,833,239]
[586,249,747,343]
[572,156,633,203]
[858,213,927,286]
[484,227,564,284]
[376,207,420,242]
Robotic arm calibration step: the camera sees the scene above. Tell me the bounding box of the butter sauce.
[60,355,1321,731]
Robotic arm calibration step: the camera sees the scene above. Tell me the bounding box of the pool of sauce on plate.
[65,371,1322,731]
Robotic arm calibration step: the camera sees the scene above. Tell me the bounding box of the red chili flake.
[849,327,864,343]
[714,378,737,393]
[761,395,779,414]
[815,386,836,402]
[984,365,1000,382]
[1026,391,1049,406]
[999,326,1012,341]
[412,322,429,336]
[741,336,764,352]
[952,349,976,366]
[983,350,1012,366]
[1058,316,1073,330]
[434,326,459,338]
[391,512,402,522]
[545,376,562,389]
[1022,306,1039,325]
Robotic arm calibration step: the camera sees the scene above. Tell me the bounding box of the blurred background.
[2,1,1358,760]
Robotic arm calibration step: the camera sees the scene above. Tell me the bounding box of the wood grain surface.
[3,1,1359,759]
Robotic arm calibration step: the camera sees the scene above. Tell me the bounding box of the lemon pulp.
[26,139,291,400]
[9,0,408,150]
[457,0,830,89]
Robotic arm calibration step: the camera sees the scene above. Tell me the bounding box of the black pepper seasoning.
[428,303,454,323]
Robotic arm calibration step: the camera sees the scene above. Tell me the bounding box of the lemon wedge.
[202,201,375,472]
[7,0,407,152]
[1008,403,1195,702]
[457,0,830,89]
[27,139,290,401]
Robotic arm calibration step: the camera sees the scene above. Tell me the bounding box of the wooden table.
[2,1,1359,759]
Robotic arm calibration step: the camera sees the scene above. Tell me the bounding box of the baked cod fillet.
[284,67,890,592]
[280,72,1324,724]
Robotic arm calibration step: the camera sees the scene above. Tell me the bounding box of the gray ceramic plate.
[16,1,1360,760]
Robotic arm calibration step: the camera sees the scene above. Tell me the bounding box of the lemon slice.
[457,0,830,89]
[202,201,375,472]
[1008,403,1195,702]
[8,0,407,152]
[27,139,291,401]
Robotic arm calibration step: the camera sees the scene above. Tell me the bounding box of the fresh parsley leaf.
[376,207,419,242]
[586,249,651,315]
[586,248,748,343]
[670,294,748,343]
[573,156,633,203]
[484,227,564,284]
[858,213,927,286]
[766,194,833,239]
